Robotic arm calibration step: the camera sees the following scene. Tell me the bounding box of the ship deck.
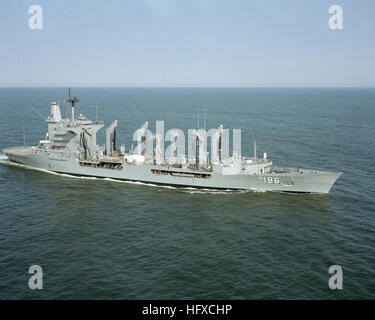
[272,166,340,175]
[3,146,34,156]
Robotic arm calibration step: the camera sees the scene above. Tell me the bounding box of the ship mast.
[254,138,257,163]
[218,124,223,163]
[23,128,26,147]
[64,87,79,121]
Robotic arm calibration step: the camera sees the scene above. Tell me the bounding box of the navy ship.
[3,89,342,193]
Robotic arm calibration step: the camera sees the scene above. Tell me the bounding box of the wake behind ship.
[3,89,342,193]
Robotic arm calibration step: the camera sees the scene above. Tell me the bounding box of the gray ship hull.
[3,147,342,194]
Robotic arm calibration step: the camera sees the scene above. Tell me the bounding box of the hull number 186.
[259,176,280,184]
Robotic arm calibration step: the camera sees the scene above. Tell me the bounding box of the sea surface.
[0,87,374,299]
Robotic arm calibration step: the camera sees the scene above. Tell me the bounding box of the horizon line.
[0,86,374,89]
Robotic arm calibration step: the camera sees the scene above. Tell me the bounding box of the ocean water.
[0,87,374,299]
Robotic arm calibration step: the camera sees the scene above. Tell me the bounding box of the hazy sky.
[0,0,374,87]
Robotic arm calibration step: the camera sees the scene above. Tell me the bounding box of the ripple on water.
[1,88,375,299]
